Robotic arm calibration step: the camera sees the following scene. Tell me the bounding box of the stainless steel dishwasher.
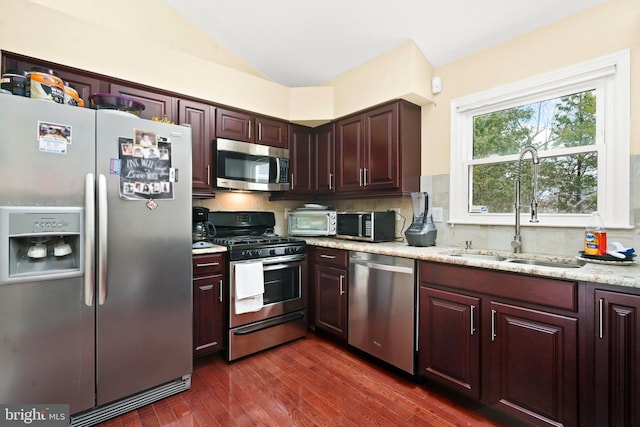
[348,251,416,374]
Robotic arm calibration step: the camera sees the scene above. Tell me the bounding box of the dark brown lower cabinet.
[312,247,348,340]
[193,253,226,358]
[593,289,640,427]
[419,261,580,427]
[489,301,577,427]
[419,287,480,399]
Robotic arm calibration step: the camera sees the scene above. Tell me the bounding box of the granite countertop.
[303,237,640,290]
[192,244,227,255]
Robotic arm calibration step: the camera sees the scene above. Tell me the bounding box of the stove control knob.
[270,249,276,255]
[253,249,261,257]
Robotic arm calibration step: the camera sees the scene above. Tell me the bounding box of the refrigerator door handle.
[97,174,108,305]
[84,173,95,307]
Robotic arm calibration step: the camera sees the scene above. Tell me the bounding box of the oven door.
[229,254,306,328]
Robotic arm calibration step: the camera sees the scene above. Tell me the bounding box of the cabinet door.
[364,102,399,190]
[193,274,224,357]
[256,116,288,148]
[594,290,640,427]
[419,287,480,399]
[289,124,314,196]
[314,123,335,194]
[109,83,177,122]
[490,301,578,427]
[216,108,253,142]
[315,265,347,339]
[179,99,215,196]
[335,114,365,193]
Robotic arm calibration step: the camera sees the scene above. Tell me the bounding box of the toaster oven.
[288,210,337,236]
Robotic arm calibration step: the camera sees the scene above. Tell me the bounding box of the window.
[449,50,630,228]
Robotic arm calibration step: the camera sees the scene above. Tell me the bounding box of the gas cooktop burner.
[212,234,307,261]
[212,235,303,246]
[208,211,307,261]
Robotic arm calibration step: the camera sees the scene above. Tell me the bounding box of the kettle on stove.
[404,192,437,247]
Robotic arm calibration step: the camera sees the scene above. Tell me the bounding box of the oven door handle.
[262,261,303,272]
[233,311,305,335]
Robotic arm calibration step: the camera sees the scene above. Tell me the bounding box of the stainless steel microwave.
[288,210,337,236]
[336,211,396,242]
[215,138,290,191]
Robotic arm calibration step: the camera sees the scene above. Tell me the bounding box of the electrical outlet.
[431,207,443,223]
[389,208,402,220]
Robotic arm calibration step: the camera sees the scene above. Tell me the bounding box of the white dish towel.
[234,261,265,314]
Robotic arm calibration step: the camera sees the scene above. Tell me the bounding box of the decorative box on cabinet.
[311,247,348,340]
[1,52,108,107]
[419,261,580,427]
[192,253,226,357]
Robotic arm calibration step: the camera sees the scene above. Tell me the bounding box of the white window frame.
[449,50,631,229]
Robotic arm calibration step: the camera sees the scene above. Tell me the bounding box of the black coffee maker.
[192,206,216,248]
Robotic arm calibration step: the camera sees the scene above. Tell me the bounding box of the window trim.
[449,50,631,229]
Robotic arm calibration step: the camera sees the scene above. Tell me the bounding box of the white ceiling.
[163,0,606,87]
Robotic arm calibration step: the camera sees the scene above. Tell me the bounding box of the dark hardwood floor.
[96,333,517,426]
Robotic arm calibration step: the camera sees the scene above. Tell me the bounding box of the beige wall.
[2,1,432,122]
[2,0,637,172]
[423,0,640,175]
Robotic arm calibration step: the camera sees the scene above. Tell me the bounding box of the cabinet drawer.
[193,254,225,276]
[420,261,578,312]
[313,248,348,268]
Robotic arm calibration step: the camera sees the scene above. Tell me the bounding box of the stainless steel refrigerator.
[0,95,193,424]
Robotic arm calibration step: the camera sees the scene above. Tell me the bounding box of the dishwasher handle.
[349,258,414,275]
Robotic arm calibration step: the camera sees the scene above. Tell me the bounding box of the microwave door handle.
[274,157,281,184]
[358,215,363,237]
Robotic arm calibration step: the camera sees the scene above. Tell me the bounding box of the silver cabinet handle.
[219,280,223,302]
[328,173,334,190]
[206,165,210,186]
[359,168,363,186]
[363,168,368,186]
[339,274,345,295]
[470,304,476,336]
[97,174,108,305]
[199,285,214,291]
[248,120,252,139]
[290,173,294,190]
[320,254,336,259]
[84,173,95,307]
[196,262,220,268]
[491,309,497,341]
[599,297,604,339]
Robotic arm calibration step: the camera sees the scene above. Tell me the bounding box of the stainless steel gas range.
[209,211,307,361]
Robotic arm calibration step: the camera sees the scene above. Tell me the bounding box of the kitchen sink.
[444,250,585,269]
[448,253,506,261]
[504,258,585,269]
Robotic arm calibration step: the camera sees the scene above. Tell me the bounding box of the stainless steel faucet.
[511,146,539,253]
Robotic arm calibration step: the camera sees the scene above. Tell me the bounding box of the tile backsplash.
[194,154,640,256]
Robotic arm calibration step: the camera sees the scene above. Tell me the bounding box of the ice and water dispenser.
[0,207,83,284]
